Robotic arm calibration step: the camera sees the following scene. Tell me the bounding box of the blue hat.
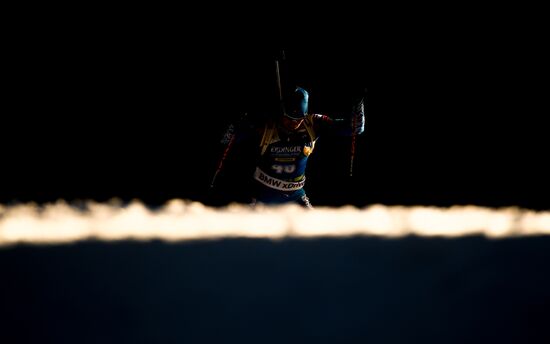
[283,87,309,119]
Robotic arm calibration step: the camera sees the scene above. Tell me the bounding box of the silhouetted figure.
[210,86,365,208]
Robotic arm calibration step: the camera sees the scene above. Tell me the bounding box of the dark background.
[3,29,547,210]
[2,20,549,344]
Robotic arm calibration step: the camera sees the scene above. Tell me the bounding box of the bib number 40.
[271,164,296,174]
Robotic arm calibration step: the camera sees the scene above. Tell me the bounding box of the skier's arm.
[209,114,260,191]
[314,97,365,136]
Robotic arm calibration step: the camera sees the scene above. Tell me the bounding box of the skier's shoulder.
[231,112,273,141]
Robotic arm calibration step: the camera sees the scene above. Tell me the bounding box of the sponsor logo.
[254,168,305,191]
[270,146,301,154]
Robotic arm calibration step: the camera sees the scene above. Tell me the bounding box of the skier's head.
[283,86,309,120]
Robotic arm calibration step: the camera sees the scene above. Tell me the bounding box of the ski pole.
[350,113,357,177]
[209,134,235,190]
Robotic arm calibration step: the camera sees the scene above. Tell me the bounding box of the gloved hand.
[351,97,365,134]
